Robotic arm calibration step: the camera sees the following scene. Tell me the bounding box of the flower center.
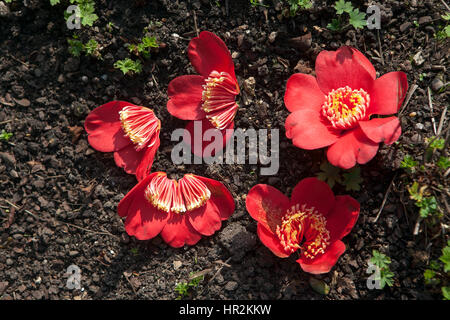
[322,86,370,129]
[202,70,240,130]
[119,106,161,151]
[144,173,211,214]
[276,204,331,259]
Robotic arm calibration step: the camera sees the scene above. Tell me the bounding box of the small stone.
[225,281,238,291]
[0,152,16,166]
[9,169,19,178]
[6,258,13,266]
[0,1,10,17]
[268,31,277,43]
[0,281,9,295]
[173,260,182,270]
[418,16,432,25]
[81,76,88,83]
[14,98,31,107]
[399,22,412,32]
[415,123,424,130]
[57,74,65,83]
[243,77,256,96]
[69,250,79,257]
[431,78,444,92]
[409,112,417,117]
[412,51,425,66]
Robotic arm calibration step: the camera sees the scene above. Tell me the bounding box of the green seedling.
[370,250,395,289]
[437,156,450,170]
[327,0,366,31]
[174,273,204,299]
[287,0,312,15]
[0,130,13,141]
[128,36,159,59]
[400,155,418,172]
[114,58,143,75]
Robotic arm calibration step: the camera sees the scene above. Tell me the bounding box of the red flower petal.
[135,138,160,182]
[290,177,335,216]
[326,195,360,242]
[118,173,169,240]
[285,110,341,150]
[284,74,325,112]
[167,75,206,120]
[118,173,158,217]
[113,144,143,175]
[296,240,346,274]
[359,116,401,145]
[187,200,222,236]
[185,118,234,158]
[257,223,291,258]
[84,100,132,152]
[246,184,289,233]
[196,176,235,220]
[326,127,379,169]
[315,46,375,94]
[368,71,408,116]
[160,213,202,248]
[188,31,236,79]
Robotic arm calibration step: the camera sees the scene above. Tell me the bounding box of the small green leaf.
[370,250,391,270]
[0,130,13,141]
[50,0,60,5]
[309,277,330,295]
[342,166,363,192]
[437,156,450,170]
[348,9,366,29]
[334,0,353,14]
[317,161,341,188]
[439,241,450,273]
[327,18,342,31]
[442,287,450,300]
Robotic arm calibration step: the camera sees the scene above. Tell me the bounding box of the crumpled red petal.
[167,75,206,120]
[196,175,235,220]
[185,118,234,158]
[257,223,291,258]
[296,240,346,274]
[187,201,222,236]
[325,195,360,242]
[246,184,290,233]
[113,143,144,176]
[368,71,408,116]
[326,127,379,169]
[160,213,202,248]
[285,109,341,150]
[359,116,401,145]
[284,74,325,113]
[135,139,160,182]
[290,177,336,216]
[84,100,132,152]
[315,46,375,94]
[188,31,236,79]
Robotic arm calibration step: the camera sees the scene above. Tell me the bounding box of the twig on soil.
[427,87,437,135]
[441,0,450,11]
[8,54,30,67]
[123,272,138,296]
[373,173,397,223]
[0,120,13,125]
[58,220,120,240]
[0,198,38,220]
[437,105,448,136]
[398,84,419,116]
[192,10,199,37]
[413,217,422,236]
[376,30,385,65]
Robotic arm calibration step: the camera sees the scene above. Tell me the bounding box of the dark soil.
[0,0,448,300]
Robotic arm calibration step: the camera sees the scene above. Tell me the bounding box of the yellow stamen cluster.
[322,86,370,129]
[276,204,330,259]
[144,173,211,214]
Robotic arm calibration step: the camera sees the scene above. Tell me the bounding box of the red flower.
[118,172,235,247]
[167,31,240,157]
[284,46,408,169]
[84,100,161,181]
[246,177,359,274]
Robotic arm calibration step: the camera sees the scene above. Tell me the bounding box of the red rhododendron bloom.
[84,101,161,181]
[246,177,360,274]
[167,31,240,156]
[118,172,235,247]
[284,46,408,169]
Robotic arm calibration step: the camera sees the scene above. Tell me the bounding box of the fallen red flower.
[84,101,161,181]
[246,177,360,274]
[284,46,408,169]
[118,172,235,247]
[167,31,240,157]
